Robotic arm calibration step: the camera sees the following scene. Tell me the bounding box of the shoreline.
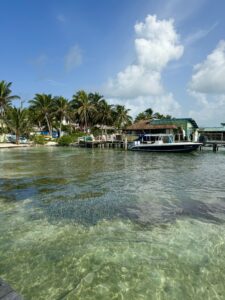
[0,143,31,148]
[0,141,58,148]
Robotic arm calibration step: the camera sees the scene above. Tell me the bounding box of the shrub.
[33,135,47,145]
[57,135,74,146]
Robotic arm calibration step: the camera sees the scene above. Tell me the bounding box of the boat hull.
[129,143,202,153]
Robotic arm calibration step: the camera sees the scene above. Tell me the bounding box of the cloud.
[104,15,183,116]
[189,40,225,94]
[188,91,225,126]
[160,0,207,23]
[134,15,183,71]
[31,54,48,67]
[45,79,66,87]
[107,66,163,98]
[184,22,218,47]
[188,42,225,125]
[65,45,82,72]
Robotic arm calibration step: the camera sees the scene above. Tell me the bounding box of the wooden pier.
[202,141,225,152]
[0,278,23,299]
[79,139,128,150]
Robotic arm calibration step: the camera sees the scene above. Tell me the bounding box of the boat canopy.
[138,134,174,143]
[140,134,174,137]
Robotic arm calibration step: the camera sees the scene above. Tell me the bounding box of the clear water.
[1,147,225,299]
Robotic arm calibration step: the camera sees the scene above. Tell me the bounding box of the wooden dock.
[202,141,225,152]
[79,139,128,150]
[0,278,23,300]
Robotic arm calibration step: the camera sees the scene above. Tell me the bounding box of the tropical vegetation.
[0,80,20,132]
[0,80,173,144]
[4,107,29,144]
[134,108,172,123]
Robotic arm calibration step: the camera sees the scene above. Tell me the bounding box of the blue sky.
[1,0,225,126]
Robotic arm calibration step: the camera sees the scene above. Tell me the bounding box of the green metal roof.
[151,118,199,128]
[199,127,225,132]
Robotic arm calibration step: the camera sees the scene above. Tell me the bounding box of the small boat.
[128,134,202,152]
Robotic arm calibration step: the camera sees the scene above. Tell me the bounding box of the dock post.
[124,137,128,150]
[213,144,218,152]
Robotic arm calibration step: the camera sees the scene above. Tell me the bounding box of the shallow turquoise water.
[1,147,225,299]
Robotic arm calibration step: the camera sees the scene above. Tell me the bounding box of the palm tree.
[53,96,71,137]
[88,92,105,124]
[88,92,104,106]
[28,106,43,131]
[97,100,113,133]
[4,107,29,144]
[134,108,172,122]
[134,108,153,122]
[113,105,132,131]
[71,90,96,132]
[0,80,20,131]
[29,94,54,136]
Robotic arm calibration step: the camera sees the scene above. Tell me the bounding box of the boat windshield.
[138,134,174,143]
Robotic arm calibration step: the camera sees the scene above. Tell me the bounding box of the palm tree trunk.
[59,116,62,138]
[84,111,87,133]
[0,108,4,132]
[45,115,52,137]
[16,130,19,145]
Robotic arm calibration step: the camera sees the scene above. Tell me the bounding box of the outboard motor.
[199,135,207,146]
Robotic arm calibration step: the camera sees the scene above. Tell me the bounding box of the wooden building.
[199,123,225,141]
[125,118,199,141]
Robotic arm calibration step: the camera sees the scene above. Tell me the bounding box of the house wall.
[172,121,197,141]
[199,131,225,141]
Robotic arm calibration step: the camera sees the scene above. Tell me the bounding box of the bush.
[57,135,74,146]
[33,135,47,145]
[57,132,86,146]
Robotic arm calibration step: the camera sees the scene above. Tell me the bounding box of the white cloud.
[184,23,218,47]
[104,14,183,116]
[189,40,225,94]
[31,54,48,67]
[134,15,183,71]
[45,79,66,87]
[65,45,82,72]
[108,93,181,119]
[107,66,163,98]
[188,41,225,125]
[188,91,225,126]
[159,0,207,24]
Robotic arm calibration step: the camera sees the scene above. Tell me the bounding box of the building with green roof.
[199,124,225,141]
[125,118,199,141]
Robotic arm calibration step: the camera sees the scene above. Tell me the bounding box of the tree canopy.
[134,108,172,123]
[1,80,176,138]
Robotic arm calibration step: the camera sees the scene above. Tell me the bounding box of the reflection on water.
[1,147,225,299]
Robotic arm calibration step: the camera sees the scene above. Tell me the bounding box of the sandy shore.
[0,143,32,148]
[0,141,59,148]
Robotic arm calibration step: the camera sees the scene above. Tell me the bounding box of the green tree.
[88,92,105,125]
[29,94,54,136]
[152,112,172,119]
[134,108,153,122]
[0,81,20,131]
[53,96,71,137]
[4,107,29,144]
[96,99,113,134]
[71,90,96,132]
[113,105,132,131]
[134,108,172,122]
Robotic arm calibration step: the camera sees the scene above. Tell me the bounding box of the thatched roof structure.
[125,120,177,131]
